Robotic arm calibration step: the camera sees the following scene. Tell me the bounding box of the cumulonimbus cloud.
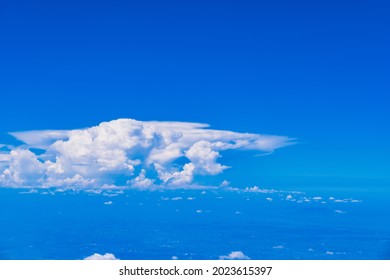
[0,118,294,190]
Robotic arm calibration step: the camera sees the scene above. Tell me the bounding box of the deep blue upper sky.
[0,0,389,188]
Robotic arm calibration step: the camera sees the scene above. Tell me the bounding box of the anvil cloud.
[0,119,294,190]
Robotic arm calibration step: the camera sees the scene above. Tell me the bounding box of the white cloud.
[10,130,71,149]
[0,118,293,190]
[127,169,154,188]
[83,253,119,260]
[19,189,38,194]
[219,251,250,260]
[334,199,348,203]
[0,149,45,186]
[332,198,363,203]
[243,186,276,193]
[220,180,230,187]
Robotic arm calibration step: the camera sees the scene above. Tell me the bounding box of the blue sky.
[0,0,389,189]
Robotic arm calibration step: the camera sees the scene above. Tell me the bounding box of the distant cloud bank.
[0,118,293,190]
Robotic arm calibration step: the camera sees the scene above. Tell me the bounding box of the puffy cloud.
[219,251,250,260]
[185,140,228,175]
[83,253,119,260]
[128,169,154,188]
[0,149,45,186]
[0,118,293,190]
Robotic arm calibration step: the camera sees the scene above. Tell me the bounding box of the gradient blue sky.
[0,0,389,189]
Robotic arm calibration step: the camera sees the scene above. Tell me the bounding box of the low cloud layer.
[0,118,293,190]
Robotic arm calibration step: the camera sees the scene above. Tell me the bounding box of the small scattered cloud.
[243,186,276,193]
[19,189,38,194]
[273,245,284,249]
[219,251,250,260]
[83,253,119,260]
[333,198,363,203]
[104,201,113,205]
[220,180,230,187]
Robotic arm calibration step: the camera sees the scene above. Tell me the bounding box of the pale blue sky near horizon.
[0,0,389,189]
